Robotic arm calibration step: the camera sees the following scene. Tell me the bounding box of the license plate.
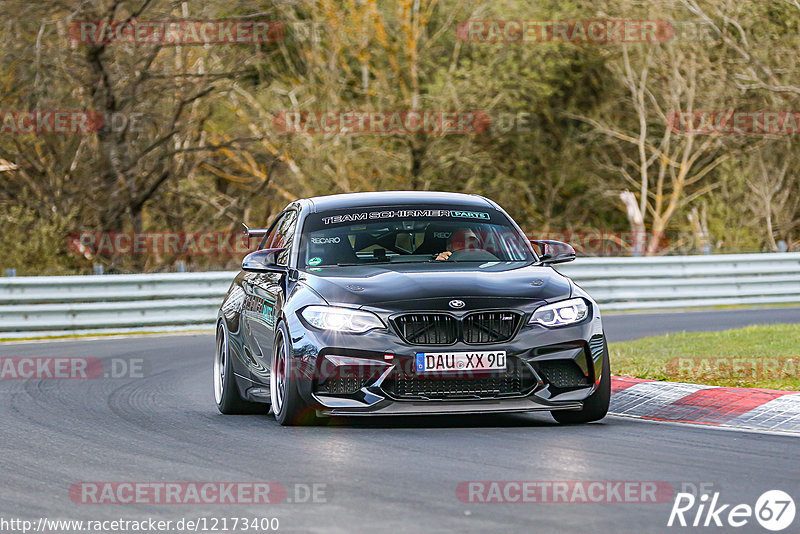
[415,351,507,372]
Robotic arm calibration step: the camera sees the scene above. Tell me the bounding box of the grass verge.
[609,324,800,390]
[0,328,214,343]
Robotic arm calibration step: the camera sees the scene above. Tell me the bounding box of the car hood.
[298,262,572,310]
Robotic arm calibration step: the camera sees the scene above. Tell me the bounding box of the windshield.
[299,206,534,267]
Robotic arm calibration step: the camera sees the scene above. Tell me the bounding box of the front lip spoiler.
[316,398,583,417]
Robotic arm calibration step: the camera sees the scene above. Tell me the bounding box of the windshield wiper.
[335,260,393,266]
[334,260,438,266]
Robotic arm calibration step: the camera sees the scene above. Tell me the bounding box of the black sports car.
[215,191,610,425]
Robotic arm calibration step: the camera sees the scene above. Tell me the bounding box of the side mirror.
[242,223,270,250]
[530,240,576,265]
[242,248,286,273]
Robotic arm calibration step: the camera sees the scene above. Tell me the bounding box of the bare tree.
[571,38,743,254]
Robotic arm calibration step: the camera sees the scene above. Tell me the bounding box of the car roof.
[303,191,496,213]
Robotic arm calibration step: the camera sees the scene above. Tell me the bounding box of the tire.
[552,339,611,424]
[271,322,319,426]
[214,321,265,414]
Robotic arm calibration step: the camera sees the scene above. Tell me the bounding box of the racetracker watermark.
[667,357,800,380]
[668,110,800,135]
[275,355,529,382]
[532,230,668,256]
[457,20,674,43]
[69,20,285,44]
[1,517,279,533]
[456,481,675,503]
[0,357,146,379]
[272,111,491,134]
[67,232,255,257]
[0,111,103,134]
[69,482,328,505]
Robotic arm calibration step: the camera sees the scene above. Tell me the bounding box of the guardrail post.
[92,263,104,275]
[5,268,16,277]
[175,260,186,273]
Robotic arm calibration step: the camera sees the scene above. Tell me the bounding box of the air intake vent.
[384,357,535,399]
[318,377,371,395]
[537,360,590,388]
[589,335,605,358]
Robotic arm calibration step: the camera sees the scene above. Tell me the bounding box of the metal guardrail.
[554,252,800,310]
[0,272,232,336]
[1,253,799,338]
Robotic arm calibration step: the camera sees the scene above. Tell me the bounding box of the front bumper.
[285,304,606,416]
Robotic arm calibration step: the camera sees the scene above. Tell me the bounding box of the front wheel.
[552,339,610,424]
[271,322,319,426]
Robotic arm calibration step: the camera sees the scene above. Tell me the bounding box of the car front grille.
[383,357,535,399]
[463,312,521,343]
[392,311,522,345]
[393,314,458,345]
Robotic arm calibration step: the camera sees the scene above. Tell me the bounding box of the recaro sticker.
[311,237,341,244]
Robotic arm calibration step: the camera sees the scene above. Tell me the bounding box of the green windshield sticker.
[450,210,490,219]
[308,257,322,266]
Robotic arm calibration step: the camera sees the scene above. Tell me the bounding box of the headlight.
[300,305,385,333]
[529,298,589,327]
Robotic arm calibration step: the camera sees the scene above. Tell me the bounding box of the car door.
[245,209,298,382]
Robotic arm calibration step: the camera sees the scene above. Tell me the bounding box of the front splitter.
[317,397,583,417]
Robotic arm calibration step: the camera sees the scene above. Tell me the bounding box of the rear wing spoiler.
[242,223,270,249]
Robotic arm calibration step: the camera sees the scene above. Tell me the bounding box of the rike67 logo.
[668,490,795,531]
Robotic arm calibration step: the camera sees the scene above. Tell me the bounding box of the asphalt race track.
[603,306,800,342]
[2,308,799,533]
